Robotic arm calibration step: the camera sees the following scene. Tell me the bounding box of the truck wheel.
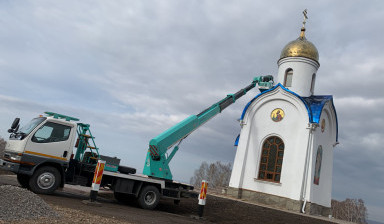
[118,166,136,174]
[17,174,30,188]
[29,166,61,194]
[137,185,160,210]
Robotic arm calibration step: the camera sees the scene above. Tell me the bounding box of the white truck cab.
[6,116,77,162]
[1,113,78,193]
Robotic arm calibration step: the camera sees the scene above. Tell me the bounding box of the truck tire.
[17,174,30,188]
[29,166,61,194]
[137,185,160,210]
[118,166,136,174]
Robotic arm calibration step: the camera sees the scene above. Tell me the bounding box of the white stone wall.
[229,86,311,201]
[307,102,338,207]
[277,57,319,97]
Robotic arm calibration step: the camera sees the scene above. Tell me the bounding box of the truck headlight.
[9,154,22,161]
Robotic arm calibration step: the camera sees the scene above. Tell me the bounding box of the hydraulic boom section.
[143,76,274,180]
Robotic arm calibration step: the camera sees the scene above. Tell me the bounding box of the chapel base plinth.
[226,187,331,217]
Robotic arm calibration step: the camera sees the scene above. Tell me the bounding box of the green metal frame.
[45,112,118,172]
[143,76,274,180]
[75,123,118,172]
[75,123,100,162]
[45,112,79,121]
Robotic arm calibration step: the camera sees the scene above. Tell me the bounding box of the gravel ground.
[1,205,133,224]
[0,175,341,224]
[0,185,58,221]
[0,183,131,223]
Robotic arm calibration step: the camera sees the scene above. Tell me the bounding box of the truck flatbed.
[103,170,198,202]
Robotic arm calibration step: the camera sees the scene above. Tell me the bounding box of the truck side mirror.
[14,124,20,133]
[11,118,20,129]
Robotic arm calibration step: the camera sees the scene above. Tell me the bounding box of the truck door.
[24,121,73,161]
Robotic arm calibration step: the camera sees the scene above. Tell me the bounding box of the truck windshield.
[19,117,46,136]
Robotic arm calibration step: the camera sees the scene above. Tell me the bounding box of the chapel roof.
[239,83,338,140]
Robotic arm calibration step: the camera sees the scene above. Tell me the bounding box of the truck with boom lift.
[0,76,273,209]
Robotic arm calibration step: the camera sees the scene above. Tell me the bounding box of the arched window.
[310,73,316,94]
[284,69,293,87]
[313,145,323,185]
[258,136,284,182]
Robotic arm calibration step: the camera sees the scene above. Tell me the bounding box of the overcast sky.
[0,0,383,222]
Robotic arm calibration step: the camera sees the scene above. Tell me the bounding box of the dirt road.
[0,175,337,224]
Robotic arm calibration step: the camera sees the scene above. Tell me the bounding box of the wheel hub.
[37,172,55,189]
[144,191,156,205]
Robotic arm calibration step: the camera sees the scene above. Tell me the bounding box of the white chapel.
[228,12,338,216]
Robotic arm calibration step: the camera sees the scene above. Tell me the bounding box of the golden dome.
[279,28,319,63]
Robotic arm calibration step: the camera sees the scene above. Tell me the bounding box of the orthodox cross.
[302,9,308,29]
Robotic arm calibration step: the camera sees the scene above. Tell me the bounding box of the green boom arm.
[143,76,274,180]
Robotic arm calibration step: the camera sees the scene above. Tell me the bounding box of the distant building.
[228,13,338,216]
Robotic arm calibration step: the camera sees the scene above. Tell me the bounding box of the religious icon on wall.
[271,108,284,122]
[321,119,325,133]
[314,145,323,185]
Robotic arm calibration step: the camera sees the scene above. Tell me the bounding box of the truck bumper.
[0,158,21,174]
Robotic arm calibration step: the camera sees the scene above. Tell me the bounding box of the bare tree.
[190,161,232,189]
[332,198,368,224]
[0,136,6,157]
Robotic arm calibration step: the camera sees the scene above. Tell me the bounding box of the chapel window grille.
[258,136,284,183]
[284,69,293,87]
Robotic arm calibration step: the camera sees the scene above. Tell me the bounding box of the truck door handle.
[63,151,68,158]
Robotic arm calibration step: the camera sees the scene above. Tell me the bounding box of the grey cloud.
[0,0,383,221]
